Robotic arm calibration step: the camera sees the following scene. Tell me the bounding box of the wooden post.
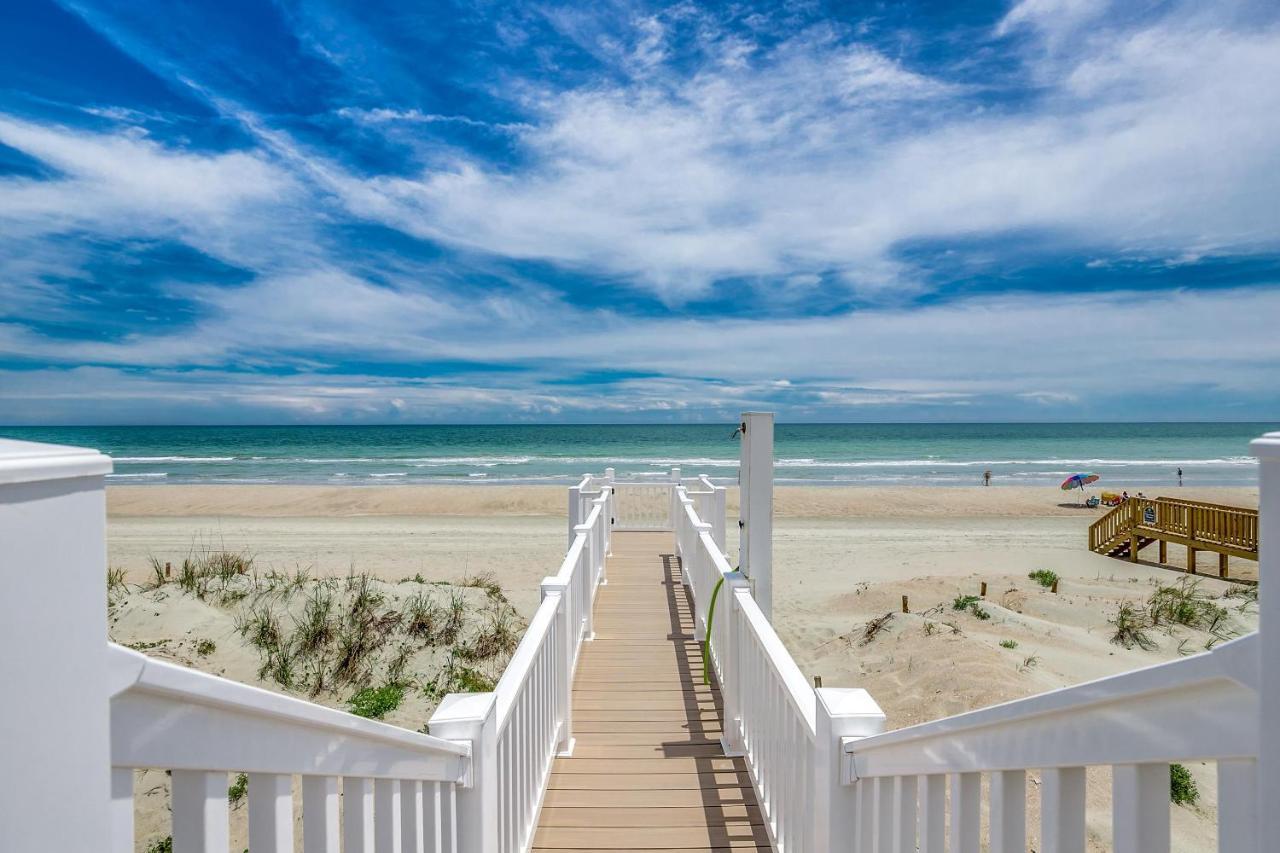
[165,561,172,577]
[902,595,909,614]
[1051,579,1059,594]
[1129,534,1139,562]
[1188,546,1197,574]
[1158,540,1167,564]
[1220,553,1230,579]
[979,582,987,598]
[0,439,114,850]
[813,676,823,688]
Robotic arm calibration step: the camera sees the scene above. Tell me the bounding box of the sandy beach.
[108,483,1259,850]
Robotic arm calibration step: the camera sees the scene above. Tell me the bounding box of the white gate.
[612,483,674,530]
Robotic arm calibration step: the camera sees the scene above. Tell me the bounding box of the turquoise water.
[2,423,1272,487]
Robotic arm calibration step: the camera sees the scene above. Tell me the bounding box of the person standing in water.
[983,469,992,486]
[1177,467,1183,486]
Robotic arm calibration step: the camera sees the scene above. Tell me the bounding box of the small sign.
[1143,506,1156,525]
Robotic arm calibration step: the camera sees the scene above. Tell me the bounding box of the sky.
[1,0,1278,425]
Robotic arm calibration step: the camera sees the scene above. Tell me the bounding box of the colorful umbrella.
[1061,473,1100,491]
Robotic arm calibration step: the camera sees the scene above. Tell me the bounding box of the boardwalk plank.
[535,531,771,850]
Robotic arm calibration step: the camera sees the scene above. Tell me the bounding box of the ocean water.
[2,423,1272,488]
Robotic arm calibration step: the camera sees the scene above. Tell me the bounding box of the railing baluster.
[448,784,459,853]
[874,777,895,852]
[1041,767,1086,853]
[302,776,340,853]
[1113,764,1169,853]
[375,778,403,853]
[949,772,980,853]
[893,775,916,853]
[918,775,945,853]
[171,770,230,853]
[857,778,875,852]
[343,776,375,853]
[430,781,444,853]
[110,767,134,853]
[990,769,1025,853]
[248,773,294,852]
[1218,758,1258,853]
[402,780,424,853]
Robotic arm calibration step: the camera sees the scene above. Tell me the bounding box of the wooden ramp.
[532,531,772,852]
[1089,495,1258,578]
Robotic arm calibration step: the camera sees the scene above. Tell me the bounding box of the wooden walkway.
[532,531,772,851]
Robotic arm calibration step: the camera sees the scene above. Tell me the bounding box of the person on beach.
[1177,467,1183,486]
[983,469,992,486]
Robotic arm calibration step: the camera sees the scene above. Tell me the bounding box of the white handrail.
[109,643,469,852]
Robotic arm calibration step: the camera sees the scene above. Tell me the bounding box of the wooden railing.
[1089,495,1259,559]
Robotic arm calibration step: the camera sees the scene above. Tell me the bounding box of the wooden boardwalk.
[532,531,772,852]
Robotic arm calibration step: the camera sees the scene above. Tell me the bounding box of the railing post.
[541,577,574,756]
[1252,431,1280,851]
[710,484,727,552]
[719,576,751,755]
[593,493,609,584]
[604,468,615,555]
[427,693,498,853]
[568,478,584,549]
[739,412,774,620]
[692,520,713,640]
[0,440,113,850]
[669,466,681,529]
[574,522,595,639]
[813,687,886,850]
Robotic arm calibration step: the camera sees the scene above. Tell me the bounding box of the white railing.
[838,634,1259,853]
[109,643,470,852]
[674,481,884,852]
[474,489,610,852]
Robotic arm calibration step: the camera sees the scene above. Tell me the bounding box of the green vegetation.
[1018,654,1039,672]
[145,837,173,853]
[1170,763,1199,805]
[1109,601,1158,651]
[952,595,991,621]
[349,683,407,719]
[1110,578,1237,652]
[999,639,1019,649]
[227,773,248,804]
[1148,579,1228,633]
[1028,569,1059,589]
[195,638,216,657]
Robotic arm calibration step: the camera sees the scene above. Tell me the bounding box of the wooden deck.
[532,531,772,852]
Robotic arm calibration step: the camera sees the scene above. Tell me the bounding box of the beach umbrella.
[1061,473,1100,501]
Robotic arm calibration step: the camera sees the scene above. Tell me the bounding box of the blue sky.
[1,0,1278,424]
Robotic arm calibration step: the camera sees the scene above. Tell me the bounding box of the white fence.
[109,644,470,852]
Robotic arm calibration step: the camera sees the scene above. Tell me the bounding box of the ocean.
[1,423,1272,488]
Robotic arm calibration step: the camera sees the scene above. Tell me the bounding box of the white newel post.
[541,577,575,756]
[604,468,615,555]
[428,693,498,853]
[0,440,114,850]
[813,687,887,850]
[1253,431,1279,851]
[710,483,727,553]
[574,521,596,639]
[568,478,585,549]
[669,466,681,528]
[739,412,774,620]
[719,575,752,756]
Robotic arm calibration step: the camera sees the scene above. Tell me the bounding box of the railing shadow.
[659,550,771,848]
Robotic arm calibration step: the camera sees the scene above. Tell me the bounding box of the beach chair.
[1086,496,1101,508]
